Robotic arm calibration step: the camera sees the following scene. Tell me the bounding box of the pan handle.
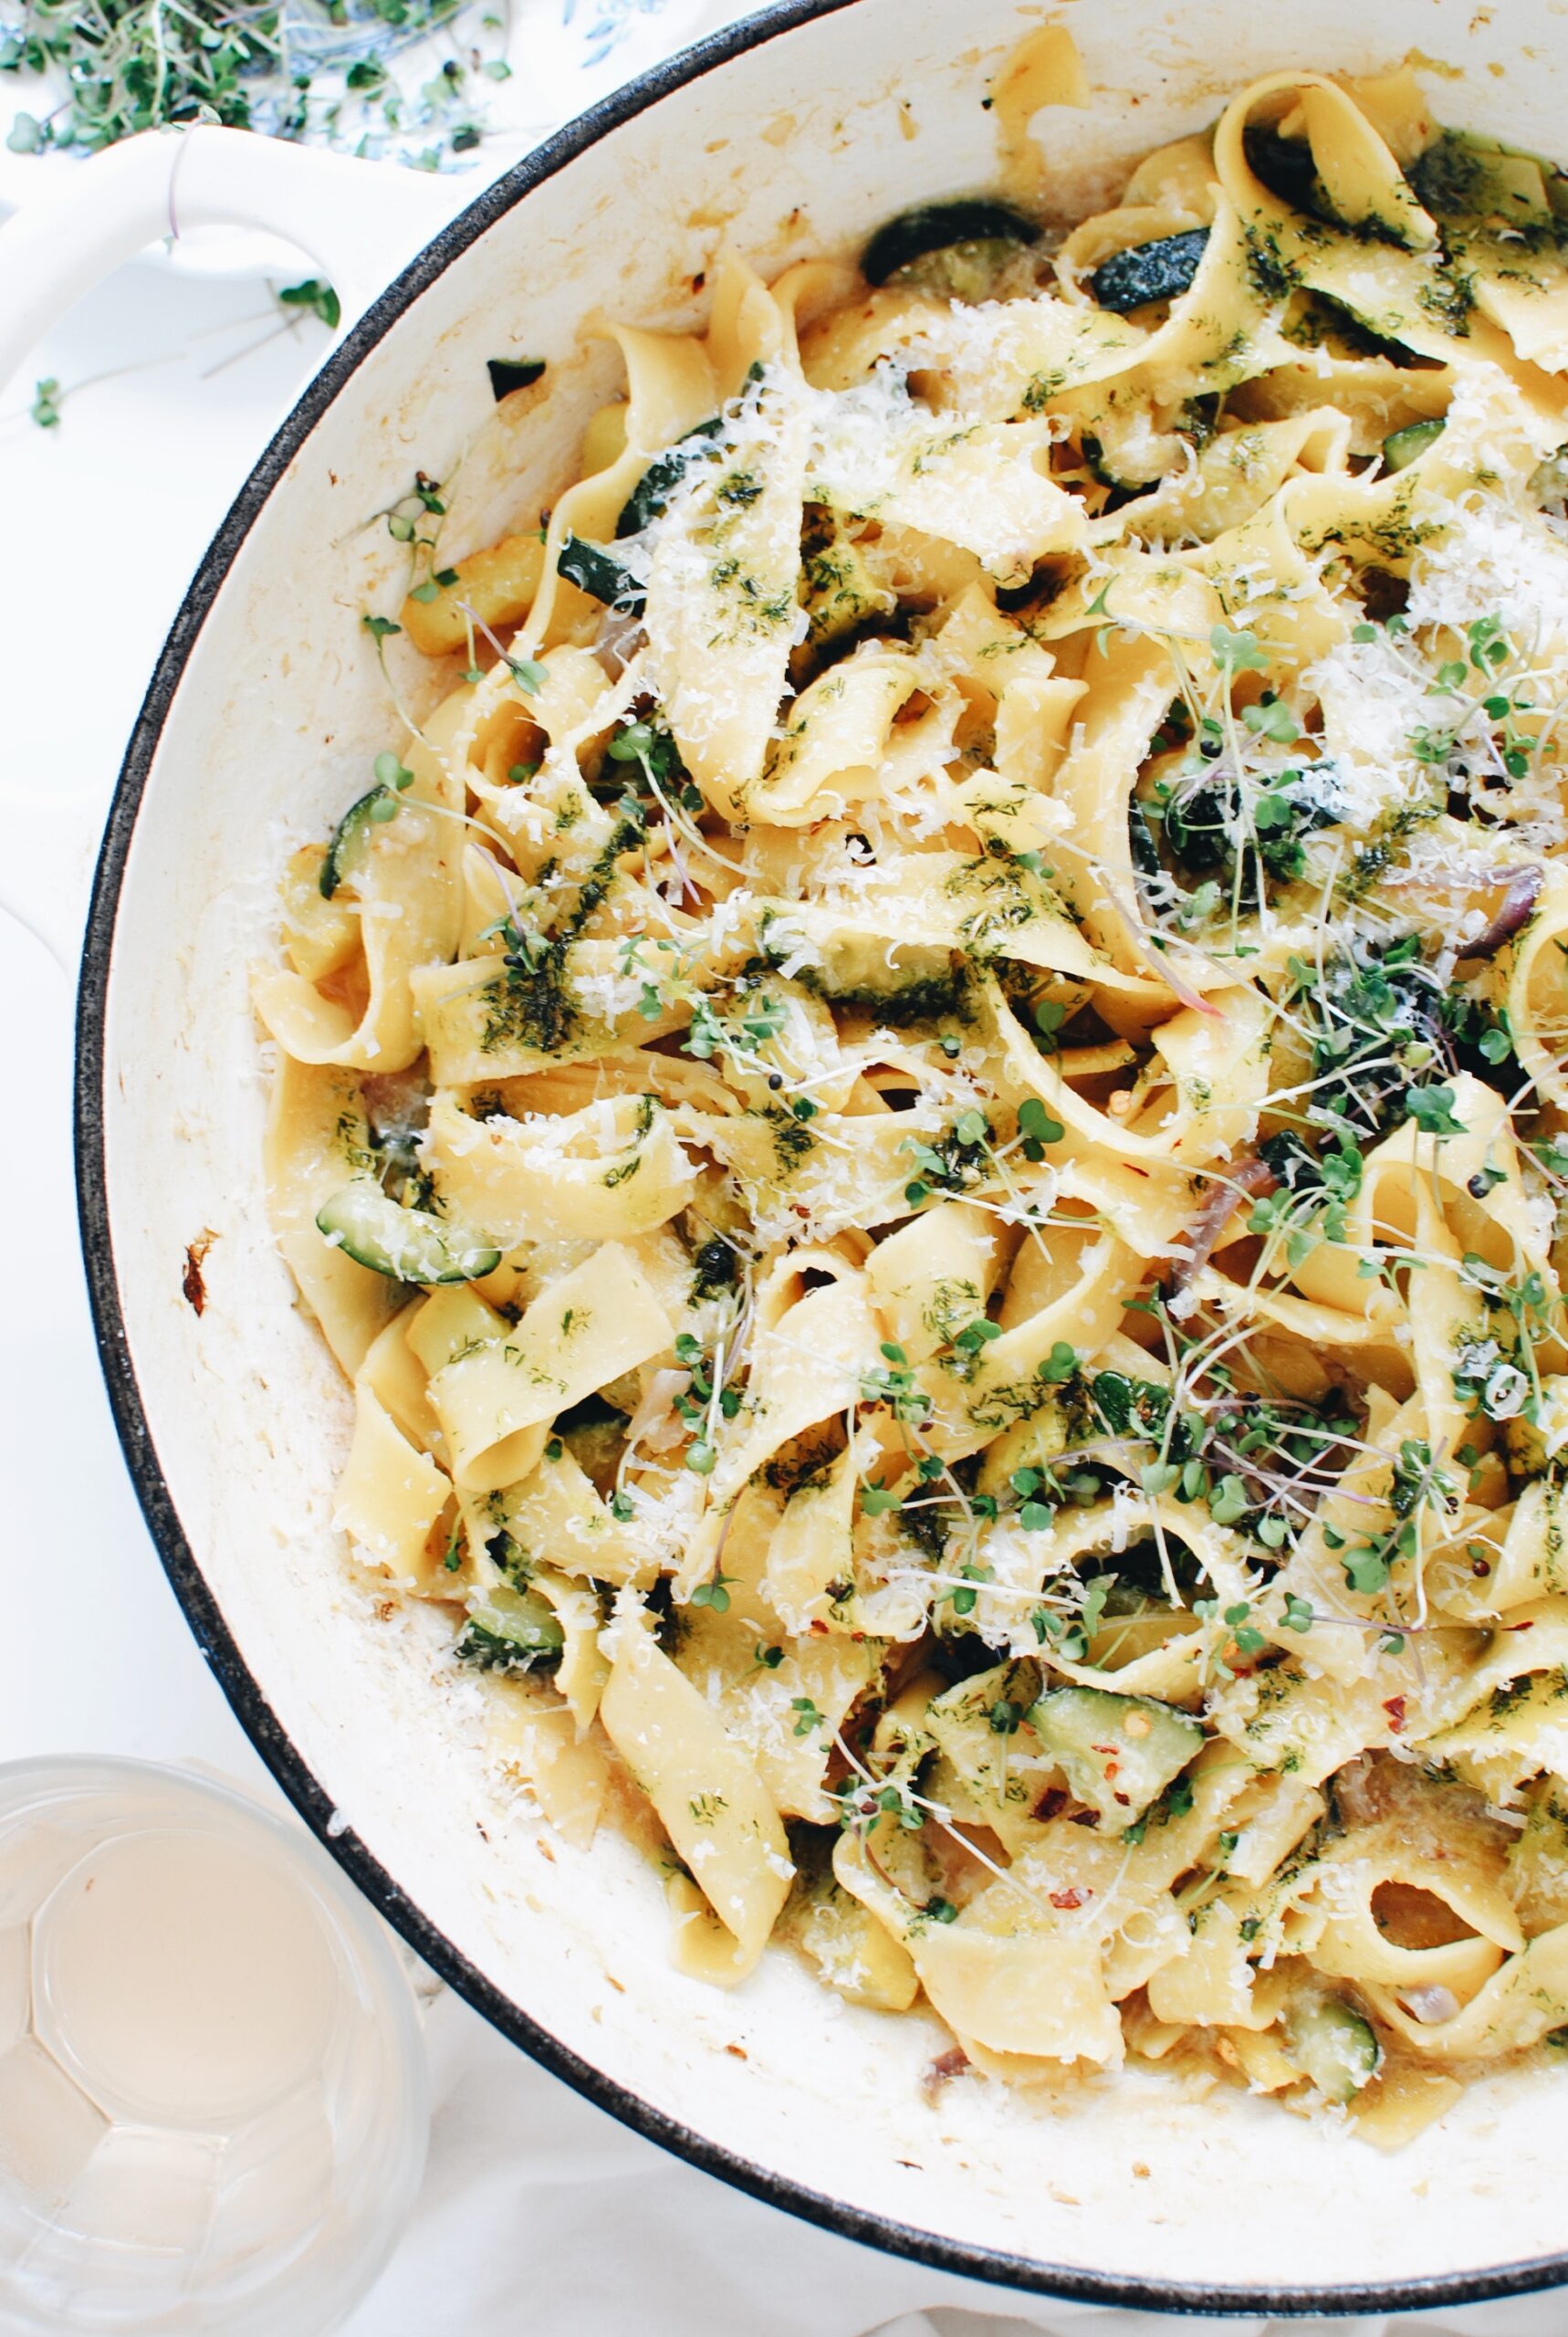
[0,126,460,392]
[0,129,461,969]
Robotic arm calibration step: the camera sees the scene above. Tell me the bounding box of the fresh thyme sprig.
[2,0,510,169]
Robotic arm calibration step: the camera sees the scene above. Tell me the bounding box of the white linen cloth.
[1,8,1565,2330]
[338,1979,1568,2335]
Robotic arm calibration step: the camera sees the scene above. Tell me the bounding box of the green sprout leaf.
[1406,1085,1467,1137]
[277,278,341,330]
[1210,624,1271,676]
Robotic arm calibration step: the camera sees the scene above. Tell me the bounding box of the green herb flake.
[487,356,546,401]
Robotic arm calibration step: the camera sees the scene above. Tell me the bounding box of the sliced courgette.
[554,1391,631,1495]
[1411,128,1557,227]
[457,1584,565,1670]
[1243,123,1324,218]
[1089,228,1209,313]
[1503,1376,1568,1479]
[557,534,646,613]
[486,356,546,401]
[906,241,1041,304]
[1382,417,1445,473]
[800,526,894,647]
[1281,1992,1382,2103]
[861,197,1040,288]
[316,1184,500,1284]
[1531,446,1568,512]
[319,787,394,901]
[1030,1684,1203,1830]
[615,417,724,539]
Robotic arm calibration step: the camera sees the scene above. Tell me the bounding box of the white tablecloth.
[1,9,1563,2329]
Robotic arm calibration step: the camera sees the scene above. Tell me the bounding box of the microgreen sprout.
[2,0,507,165]
[861,1343,935,1430]
[1017,1095,1065,1159]
[689,1567,736,1613]
[278,278,340,330]
[1210,624,1271,676]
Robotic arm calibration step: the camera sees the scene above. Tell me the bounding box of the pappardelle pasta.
[261,49,1568,2144]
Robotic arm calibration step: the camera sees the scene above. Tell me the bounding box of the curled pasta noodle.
[600,1598,794,1982]
[261,43,1568,2137]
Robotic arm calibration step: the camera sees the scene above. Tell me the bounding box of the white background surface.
[2,12,1566,2332]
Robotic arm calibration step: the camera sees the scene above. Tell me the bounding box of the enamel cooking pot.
[5,0,1568,2311]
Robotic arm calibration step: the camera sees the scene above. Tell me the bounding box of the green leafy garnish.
[487,357,546,401]
[278,278,340,330]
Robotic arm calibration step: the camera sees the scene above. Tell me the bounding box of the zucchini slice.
[1089,228,1209,313]
[861,197,1039,288]
[457,1584,565,1670]
[800,524,894,647]
[1382,417,1444,473]
[316,1184,500,1284]
[1531,446,1568,512]
[557,534,645,613]
[1030,1684,1203,1830]
[615,417,724,539]
[1504,1376,1568,1479]
[1243,124,1324,217]
[1411,128,1562,227]
[1281,1993,1382,2103]
[319,786,394,901]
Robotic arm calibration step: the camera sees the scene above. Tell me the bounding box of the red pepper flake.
[919,2047,969,2105]
[1069,1809,1099,1827]
[182,1230,215,1315]
[1383,1695,1406,1734]
[1050,1887,1087,1910]
[1032,1787,1067,1822]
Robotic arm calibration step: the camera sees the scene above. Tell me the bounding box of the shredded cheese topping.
[259,52,1568,2146]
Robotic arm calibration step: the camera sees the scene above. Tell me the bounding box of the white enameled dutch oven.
[4,0,1568,2311]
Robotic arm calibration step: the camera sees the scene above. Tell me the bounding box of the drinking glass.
[0,1756,428,2334]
